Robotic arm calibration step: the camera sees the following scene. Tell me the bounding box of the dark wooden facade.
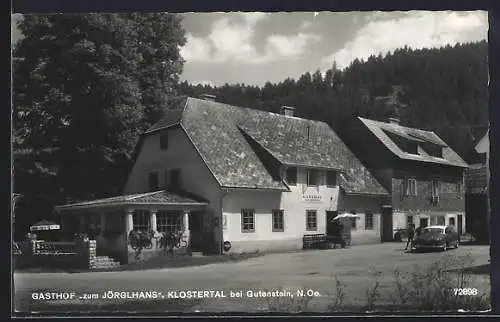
[336,117,466,241]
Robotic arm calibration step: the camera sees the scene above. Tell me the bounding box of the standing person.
[405,223,415,251]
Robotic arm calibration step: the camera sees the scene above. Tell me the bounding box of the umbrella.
[331,213,360,222]
[30,219,61,232]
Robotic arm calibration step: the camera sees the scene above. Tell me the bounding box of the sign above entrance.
[302,194,322,202]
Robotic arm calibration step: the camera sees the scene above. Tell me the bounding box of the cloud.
[189,79,216,86]
[180,34,212,62]
[266,33,321,58]
[180,12,321,64]
[321,11,487,69]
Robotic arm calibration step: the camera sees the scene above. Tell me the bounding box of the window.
[306,210,317,231]
[285,167,297,185]
[163,170,169,189]
[449,217,455,226]
[457,182,463,198]
[241,209,255,232]
[169,169,181,189]
[431,180,440,197]
[351,211,357,229]
[272,210,284,232]
[326,171,337,187]
[407,215,414,227]
[160,132,169,150]
[148,172,159,191]
[430,216,437,226]
[437,216,446,226]
[365,211,374,230]
[157,211,182,233]
[307,169,318,186]
[422,143,443,158]
[133,211,150,231]
[406,178,417,196]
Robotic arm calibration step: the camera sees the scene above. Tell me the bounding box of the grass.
[349,253,490,312]
[244,253,491,313]
[13,250,491,314]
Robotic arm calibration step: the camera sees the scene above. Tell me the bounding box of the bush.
[272,254,490,313]
[389,253,491,311]
[264,287,315,313]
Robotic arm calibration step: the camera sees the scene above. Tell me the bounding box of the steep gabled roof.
[474,129,489,154]
[359,117,468,168]
[143,98,388,195]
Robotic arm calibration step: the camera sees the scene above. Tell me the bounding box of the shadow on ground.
[447,263,490,275]
[14,251,263,274]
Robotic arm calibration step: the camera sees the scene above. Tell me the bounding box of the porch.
[55,190,209,264]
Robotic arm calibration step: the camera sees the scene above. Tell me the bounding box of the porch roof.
[55,190,209,211]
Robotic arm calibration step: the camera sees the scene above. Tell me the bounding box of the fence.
[32,241,79,255]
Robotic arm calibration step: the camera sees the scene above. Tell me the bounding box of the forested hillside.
[178,41,489,161]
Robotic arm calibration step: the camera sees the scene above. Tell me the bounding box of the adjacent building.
[465,130,490,243]
[336,115,469,241]
[56,96,389,263]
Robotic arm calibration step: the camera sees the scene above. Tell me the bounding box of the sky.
[11,11,488,86]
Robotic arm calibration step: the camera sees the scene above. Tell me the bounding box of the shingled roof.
[359,117,468,168]
[146,97,388,195]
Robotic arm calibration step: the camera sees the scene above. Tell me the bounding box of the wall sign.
[302,194,322,202]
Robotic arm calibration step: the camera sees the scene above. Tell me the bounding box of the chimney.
[384,99,401,125]
[280,106,295,117]
[388,116,400,125]
[199,93,216,102]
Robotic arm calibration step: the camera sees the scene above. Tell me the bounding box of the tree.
[13,13,186,237]
[178,41,488,162]
[128,13,187,128]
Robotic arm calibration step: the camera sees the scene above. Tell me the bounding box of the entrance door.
[457,215,463,235]
[381,206,393,242]
[326,211,337,235]
[419,217,429,228]
[189,212,204,252]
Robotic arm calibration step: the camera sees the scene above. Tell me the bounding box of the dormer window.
[285,167,297,186]
[307,169,318,186]
[383,130,418,154]
[160,132,169,150]
[421,143,443,158]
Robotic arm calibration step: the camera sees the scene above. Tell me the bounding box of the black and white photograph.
[12,10,493,315]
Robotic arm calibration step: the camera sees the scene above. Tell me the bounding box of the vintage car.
[413,225,459,251]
